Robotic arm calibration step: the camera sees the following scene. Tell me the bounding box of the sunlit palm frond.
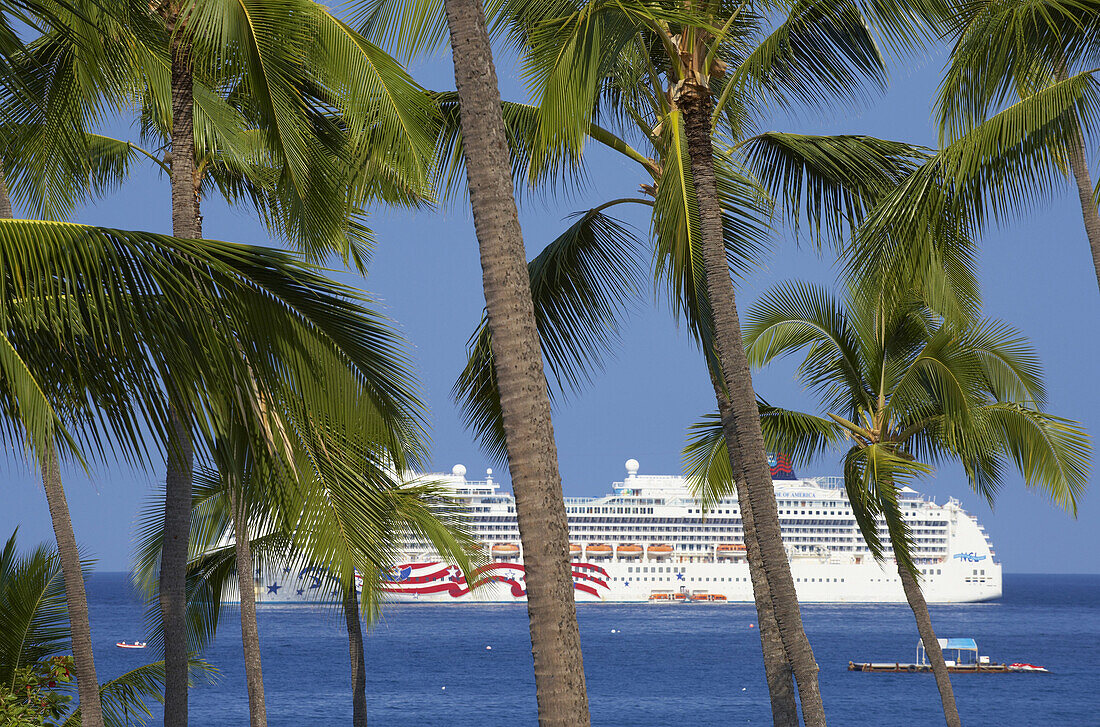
[843,443,931,576]
[844,156,982,322]
[453,205,644,463]
[941,71,1100,222]
[683,412,734,514]
[65,659,218,727]
[726,0,885,116]
[738,132,926,248]
[970,403,1090,514]
[759,401,842,468]
[743,280,869,412]
[0,531,69,687]
[936,0,1100,138]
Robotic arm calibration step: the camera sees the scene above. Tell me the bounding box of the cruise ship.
[243,457,1001,605]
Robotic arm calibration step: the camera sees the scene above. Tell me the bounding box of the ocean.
[88,573,1100,725]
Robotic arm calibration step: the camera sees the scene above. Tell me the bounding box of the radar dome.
[451,464,467,479]
[625,459,640,477]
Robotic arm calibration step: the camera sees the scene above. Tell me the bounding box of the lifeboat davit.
[491,543,520,557]
[617,544,643,558]
[586,543,613,558]
[716,544,746,559]
[647,544,674,559]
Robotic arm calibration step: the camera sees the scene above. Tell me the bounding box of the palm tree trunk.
[41,453,105,727]
[0,162,12,218]
[1065,126,1100,295]
[231,494,267,727]
[441,0,590,724]
[343,582,367,727]
[710,370,799,726]
[897,563,962,727]
[3,153,106,725]
[162,11,201,727]
[679,86,826,726]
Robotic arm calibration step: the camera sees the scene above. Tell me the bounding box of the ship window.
[937,569,941,575]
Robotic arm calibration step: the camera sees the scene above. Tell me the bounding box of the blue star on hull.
[267,583,281,594]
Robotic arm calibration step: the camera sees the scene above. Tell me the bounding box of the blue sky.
[3,40,1098,574]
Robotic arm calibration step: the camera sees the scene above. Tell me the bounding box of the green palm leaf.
[453,205,644,463]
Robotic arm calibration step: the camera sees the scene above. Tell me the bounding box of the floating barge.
[849,638,1049,674]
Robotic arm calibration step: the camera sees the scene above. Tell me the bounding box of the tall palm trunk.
[3,162,106,726]
[1054,63,1100,294]
[231,493,267,727]
[897,564,961,727]
[343,582,367,727]
[162,10,201,726]
[710,370,798,726]
[1066,127,1100,295]
[441,0,590,723]
[678,86,826,726]
[0,162,12,218]
[41,454,106,727]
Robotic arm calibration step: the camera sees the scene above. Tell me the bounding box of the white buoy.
[441,686,446,691]
[486,645,492,650]
[742,687,747,691]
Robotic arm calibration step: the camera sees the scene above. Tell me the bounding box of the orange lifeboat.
[586,543,613,558]
[617,544,643,558]
[647,544,674,559]
[716,544,747,559]
[491,543,520,557]
[569,543,582,557]
[690,592,729,602]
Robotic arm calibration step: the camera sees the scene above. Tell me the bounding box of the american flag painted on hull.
[379,561,611,599]
[768,452,796,480]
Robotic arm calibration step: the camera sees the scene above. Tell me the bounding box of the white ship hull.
[376,556,1001,604]
[236,459,1003,606]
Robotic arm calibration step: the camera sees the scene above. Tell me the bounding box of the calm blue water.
[88,573,1100,725]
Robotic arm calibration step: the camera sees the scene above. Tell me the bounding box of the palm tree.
[1,215,435,727]
[357,0,594,723]
[140,8,438,719]
[686,281,1090,727]
[132,448,478,727]
[428,1,948,719]
[0,529,215,726]
[936,0,1100,292]
[1,4,440,724]
[0,4,438,720]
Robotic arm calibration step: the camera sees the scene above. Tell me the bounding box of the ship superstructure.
[245,459,1001,604]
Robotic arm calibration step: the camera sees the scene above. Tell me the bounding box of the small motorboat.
[116,641,147,649]
[1008,663,1050,673]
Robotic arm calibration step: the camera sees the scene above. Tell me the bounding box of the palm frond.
[453,205,644,463]
[726,0,886,116]
[738,132,926,248]
[683,412,735,514]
